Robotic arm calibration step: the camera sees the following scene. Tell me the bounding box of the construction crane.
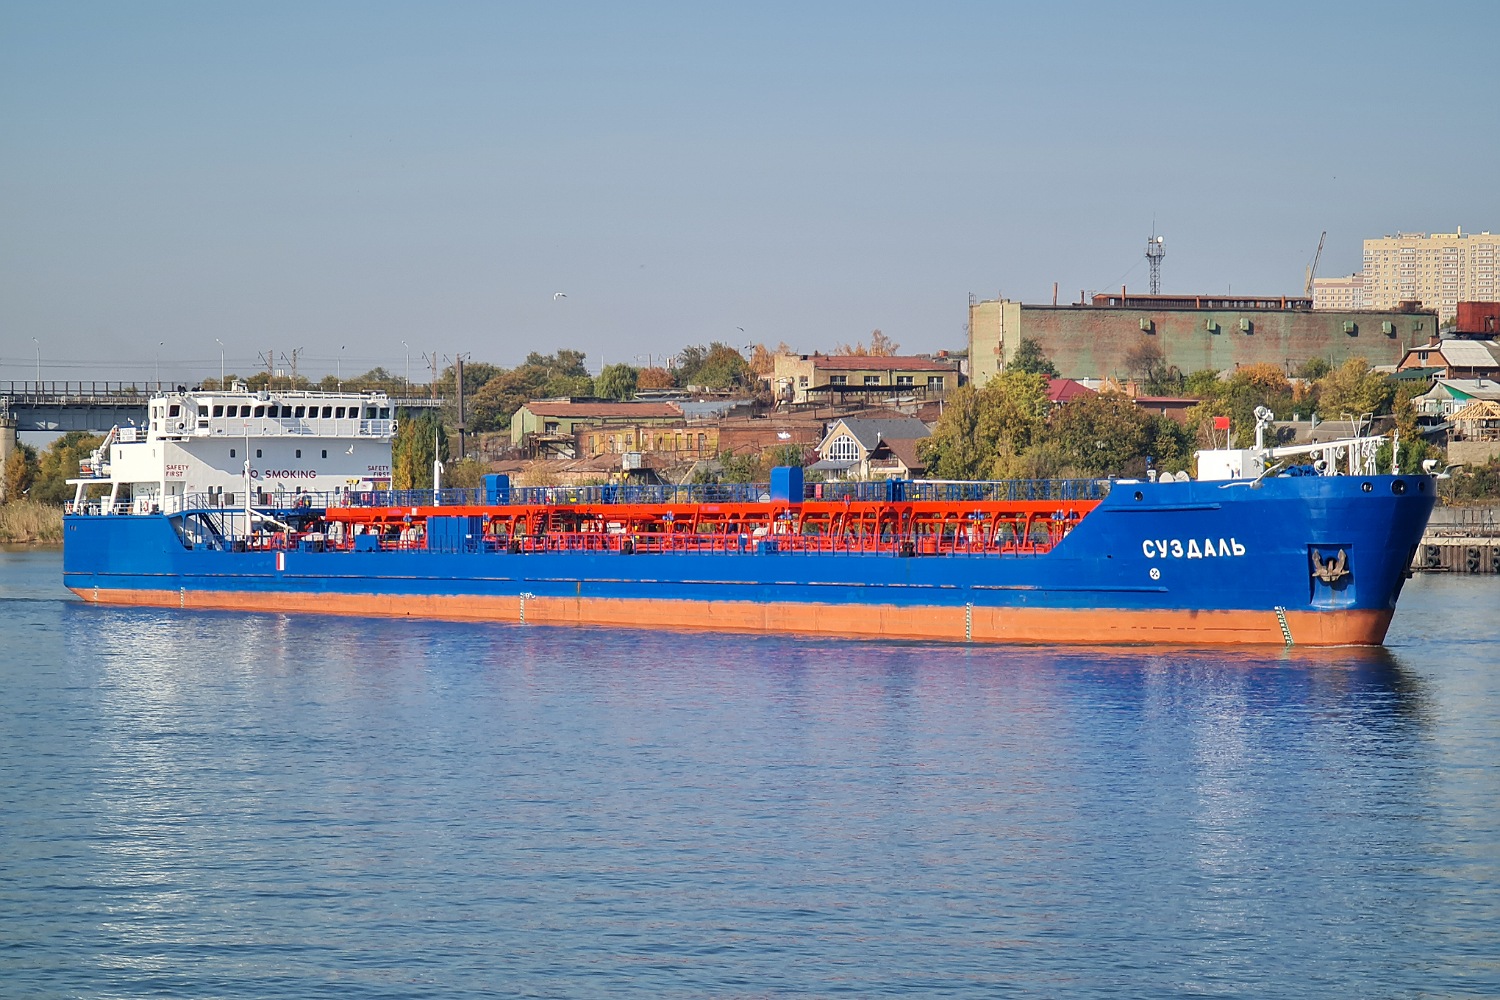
[1304,231,1326,298]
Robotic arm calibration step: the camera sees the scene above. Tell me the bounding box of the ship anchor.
[1311,549,1349,584]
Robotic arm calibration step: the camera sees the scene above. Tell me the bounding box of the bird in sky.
[553,292,567,300]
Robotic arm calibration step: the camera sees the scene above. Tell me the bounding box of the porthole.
[1134,491,1144,501]
[1391,480,1406,495]
[1361,481,1373,493]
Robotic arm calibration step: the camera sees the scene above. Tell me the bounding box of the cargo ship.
[63,387,1436,646]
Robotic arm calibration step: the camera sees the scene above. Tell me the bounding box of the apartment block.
[1312,273,1365,311]
[1362,230,1500,321]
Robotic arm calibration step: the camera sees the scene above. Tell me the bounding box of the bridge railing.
[0,381,446,407]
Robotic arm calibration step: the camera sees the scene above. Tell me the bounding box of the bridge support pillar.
[0,412,15,501]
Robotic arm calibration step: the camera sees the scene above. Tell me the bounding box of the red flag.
[1213,416,1231,431]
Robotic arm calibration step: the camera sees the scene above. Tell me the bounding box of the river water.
[2,547,1496,998]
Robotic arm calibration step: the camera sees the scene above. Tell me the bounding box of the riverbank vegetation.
[0,499,62,543]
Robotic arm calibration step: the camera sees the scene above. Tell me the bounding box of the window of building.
[829,375,848,385]
[826,434,860,462]
[896,375,914,386]
[864,375,881,385]
[927,376,944,387]
[798,376,809,386]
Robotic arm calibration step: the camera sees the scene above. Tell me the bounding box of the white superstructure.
[69,382,396,514]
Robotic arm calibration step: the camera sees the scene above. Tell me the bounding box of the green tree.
[764,443,806,468]
[1185,364,1295,448]
[32,432,104,505]
[1005,337,1060,378]
[1182,369,1223,398]
[1386,384,1442,474]
[920,372,1050,480]
[1047,390,1154,476]
[1295,357,1332,381]
[594,363,640,401]
[672,342,751,391]
[392,410,448,489]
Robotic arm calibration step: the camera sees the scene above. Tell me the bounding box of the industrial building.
[968,292,1437,385]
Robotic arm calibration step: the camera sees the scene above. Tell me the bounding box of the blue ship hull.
[63,474,1436,646]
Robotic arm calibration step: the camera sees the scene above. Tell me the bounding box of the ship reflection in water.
[3,555,1493,998]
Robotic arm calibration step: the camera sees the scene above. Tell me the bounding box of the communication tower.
[1146,232,1166,294]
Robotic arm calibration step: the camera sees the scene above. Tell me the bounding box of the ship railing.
[453,529,1062,558]
[340,477,1111,510]
[65,500,134,516]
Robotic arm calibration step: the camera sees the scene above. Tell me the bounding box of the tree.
[1005,337,1060,378]
[392,410,447,489]
[638,366,674,390]
[672,342,750,391]
[1182,369,1223,398]
[1047,390,1154,476]
[764,443,806,468]
[748,342,794,376]
[1295,357,1332,381]
[32,432,104,505]
[1123,341,1181,395]
[595,363,640,401]
[1316,358,1394,420]
[920,372,1050,480]
[3,444,38,502]
[832,330,901,357]
[1388,384,1442,474]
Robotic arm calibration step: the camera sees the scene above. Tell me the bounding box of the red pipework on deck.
[321,497,1102,557]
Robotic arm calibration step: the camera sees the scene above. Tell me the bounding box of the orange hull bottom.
[68,587,1395,647]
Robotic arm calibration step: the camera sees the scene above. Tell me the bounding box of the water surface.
[3,548,1496,997]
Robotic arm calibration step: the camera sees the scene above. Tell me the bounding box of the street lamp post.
[337,345,345,388]
[156,342,164,390]
[31,337,39,387]
[215,338,225,387]
[401,340,410,393]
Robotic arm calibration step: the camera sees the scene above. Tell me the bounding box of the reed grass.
[0,500,63,544]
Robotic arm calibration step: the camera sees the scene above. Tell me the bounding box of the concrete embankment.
[1414,505,1500,574]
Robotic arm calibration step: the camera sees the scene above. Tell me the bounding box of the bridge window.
[253,406,265,417]
[379,408,390,419]
[294,406,305,417]
[335,407,346,418]
[213,405,223,417]
[320,406,330,418]
[168,404,180,416]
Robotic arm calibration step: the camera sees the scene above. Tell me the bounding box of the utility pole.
[454,353,467,459]
[279,348,302,388]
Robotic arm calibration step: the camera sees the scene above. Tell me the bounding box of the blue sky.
[3,0,1497,383]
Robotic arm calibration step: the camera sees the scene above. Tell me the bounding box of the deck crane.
[1304,231,1327,298]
